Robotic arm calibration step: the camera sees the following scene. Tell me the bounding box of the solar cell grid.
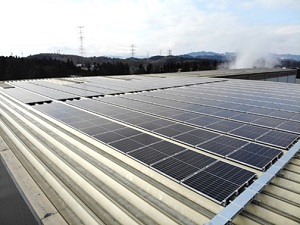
[80,126,109,136]
[197,136,248,156]
[211,110,241,119]
[248,107,275,116]
[227,150,273,170]
[128,147,168,165]
[252,117,286,128]
[93,131,125,143]
[68,120,96,130]
[257,130,298,149]
[238,143,282,159]
[206,120,243,133]
[174,150,216,169]
[0,87,51,104]
[203,161,255,186]
[130,133,161,145]
[151,157,200,181]
[150,141,186,155]
[154,126,186,137]
[183,171,240,203]
[173,133,208,146]
[231,113,263,123]
[187,116,222,127]
[276,121,300,134]
[229,125,269,140]
[291,113,300,122]
[108,138,144,153]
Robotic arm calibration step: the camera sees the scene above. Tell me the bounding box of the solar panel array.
[33,101,255,204]
[3,75,300,205]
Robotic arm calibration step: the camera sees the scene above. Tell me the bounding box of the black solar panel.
[183,170,240,203]
[203,161,255,186]
[231,113,262,123]
[130,133,161,145]
[173,129,219,146]
[154,126,186,137]
[151,157,200,181]
[80,126,109,136]
[252,117,285,128]
[227,150,273,170]
[187,116,222,127]
[206,120,243,133]
[257,130,298,149]
[93,131,125,143]
[276,121,300,134]
[149,141,186,155]
[229,125,269,140]
[174,150,216,169]
[108,138,144,153]
[211,110,241,119]
[183,161,255,204]
[128,147,168,165]
[113,127,142,137]
[197,136,248,156]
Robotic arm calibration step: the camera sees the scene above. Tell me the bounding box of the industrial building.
[0,68,299,225]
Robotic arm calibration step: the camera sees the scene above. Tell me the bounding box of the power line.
[130,44,136,58]
[78,26,85,56]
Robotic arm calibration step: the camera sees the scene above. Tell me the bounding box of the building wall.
[0,156,40,225]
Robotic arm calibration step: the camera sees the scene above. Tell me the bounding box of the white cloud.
[1,0,299,57]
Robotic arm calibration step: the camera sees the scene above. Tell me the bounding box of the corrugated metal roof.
[0,70,299,225]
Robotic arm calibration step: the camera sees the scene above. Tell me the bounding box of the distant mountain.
[179,51,234,61]
[181,51,300,62]
[273,54,300,61]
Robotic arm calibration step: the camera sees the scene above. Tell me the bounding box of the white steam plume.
[226,35,280,69]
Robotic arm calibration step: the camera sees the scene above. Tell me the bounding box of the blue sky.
[1,0,300,57]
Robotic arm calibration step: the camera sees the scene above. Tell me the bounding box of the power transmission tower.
[130,44,136,58]
[78,26,85,56]
[168,50,172,56]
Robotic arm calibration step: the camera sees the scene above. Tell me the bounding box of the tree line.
[0,56,223,81]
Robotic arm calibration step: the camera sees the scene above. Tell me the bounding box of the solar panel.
[229,125,269,140]
[269,110,295,120]
[187,116,222,127]
[151,157,200,181]
[227,150,274,170]
[128,147,168,165]
[138,121,166,130]
[154,126,187,137]
[251,117,285,128]
[173,129,219,146]
[93,131,125,143]
[206,120,243,133]
[197,136,248,156]
[0,87,51,104]
[230,113,262,123]
[173,150,216,169]
[108,138,144,153]
[80,126,109,136]
[257,130,298,149]
[183,161,255,204]
[227,143,282,170]
[211,110,241,119]
[113,127,142,137]
[149,141,186,155]
[276,121,300,134]
[130,133,161,145]
[238,143,282,159]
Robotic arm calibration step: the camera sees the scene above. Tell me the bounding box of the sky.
[1,0,300,58]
